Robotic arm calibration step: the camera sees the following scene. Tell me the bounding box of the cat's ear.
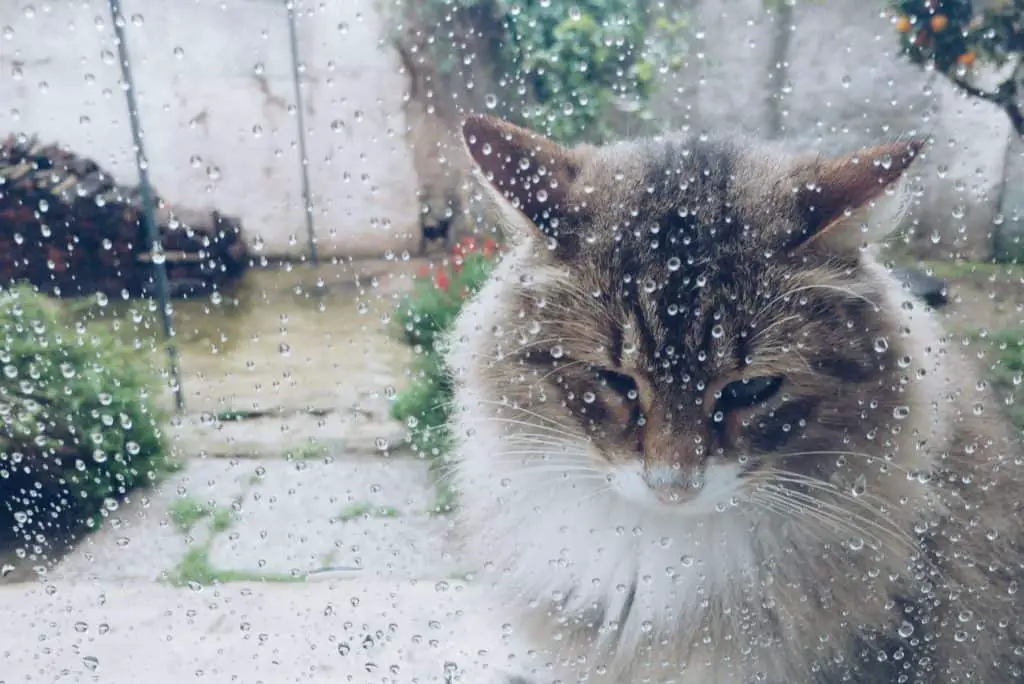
[462,114,581,239]
[790,139,925,252]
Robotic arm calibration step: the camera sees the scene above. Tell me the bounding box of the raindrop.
[851,474,867,497]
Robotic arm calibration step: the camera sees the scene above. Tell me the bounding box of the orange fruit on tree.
[895,15,912,33]
[930,14,949,32]
[958,50,977,67]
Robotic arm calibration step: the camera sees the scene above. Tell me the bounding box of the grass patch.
[169,545,301,587]
[899,259,1024,283]
[432,484,457,516]
[168,497,235,534]
[214,408,265,422]
[337,501,401,522]
[168,498,213,533]
[969,328,1024,432]
[285,443,328,461]
[210,507,234,534]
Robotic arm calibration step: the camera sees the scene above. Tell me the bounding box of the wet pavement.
[4,257,1022,682]
[0,258,499,681]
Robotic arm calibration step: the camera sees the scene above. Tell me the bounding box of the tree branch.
[948,61,1024,137]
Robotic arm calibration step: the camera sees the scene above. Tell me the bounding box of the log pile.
[0,134,249,298]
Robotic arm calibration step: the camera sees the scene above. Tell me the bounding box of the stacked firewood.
[0,134,249,298]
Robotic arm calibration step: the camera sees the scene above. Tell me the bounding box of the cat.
[443,114,1024,683]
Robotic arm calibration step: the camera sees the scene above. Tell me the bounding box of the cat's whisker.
[780,450,920,477]
[745,494,835,549]
[757,282,879,321]
[750,313,802,341]
[757,481,917,554]
[755,471,899,518]
[532,358,593,384]
[751,490,872,549]
[468,397,579,431]
[458,415,583,439]
[755,485,912,556]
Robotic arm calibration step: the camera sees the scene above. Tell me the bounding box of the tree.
[892,0,1024,135]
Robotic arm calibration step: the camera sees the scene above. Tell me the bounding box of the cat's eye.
[716,375,784,413]
[597,369,639,400]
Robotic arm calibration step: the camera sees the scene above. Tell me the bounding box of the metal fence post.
[106,0,185,412]
[286,0,319,266]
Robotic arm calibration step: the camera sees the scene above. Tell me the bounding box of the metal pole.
[107,0,185,413]
[286,0,319,266]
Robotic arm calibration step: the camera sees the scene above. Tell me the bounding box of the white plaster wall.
[0,0,420,259]
[651,1,1011,259]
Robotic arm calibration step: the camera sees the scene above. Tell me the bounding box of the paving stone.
[169,408,410,460]
[0,579,528,684]
[49,458,258,583]
[207,456,458,579]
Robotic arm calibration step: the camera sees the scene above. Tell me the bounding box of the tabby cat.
[445,114,1024,683]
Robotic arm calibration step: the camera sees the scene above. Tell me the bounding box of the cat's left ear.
[790,139,926,252]
[462,114,582,241]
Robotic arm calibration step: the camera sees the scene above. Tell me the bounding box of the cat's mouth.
[610,461,746,514]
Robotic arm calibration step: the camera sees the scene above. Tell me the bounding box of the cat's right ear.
[462,114,581,240]
[788,139,925,253]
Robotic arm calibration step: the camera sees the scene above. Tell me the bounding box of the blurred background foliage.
[0,286,170,548]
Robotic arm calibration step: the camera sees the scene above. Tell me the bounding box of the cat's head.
[454,115,933,515]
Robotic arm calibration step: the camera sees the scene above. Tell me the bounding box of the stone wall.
[0,0,421,260]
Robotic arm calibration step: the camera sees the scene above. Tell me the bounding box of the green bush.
[0,286,170,545]
[413,0,688,145]
[390,237,500,505]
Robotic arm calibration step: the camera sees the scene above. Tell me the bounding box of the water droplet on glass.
[851,474,867,497]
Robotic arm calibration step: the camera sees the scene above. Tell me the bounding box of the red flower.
[482,238,498,257]
[434,271,451,291]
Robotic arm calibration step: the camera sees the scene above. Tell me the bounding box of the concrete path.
[0,261,514,682]
[0,579,526,684]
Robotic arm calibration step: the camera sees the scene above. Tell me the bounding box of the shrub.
[890,0,1024,135]
[390,236,501,499]
[409,0,689,145]
[0,286,170,546]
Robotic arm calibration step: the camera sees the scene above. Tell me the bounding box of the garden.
[0,0,1022,681]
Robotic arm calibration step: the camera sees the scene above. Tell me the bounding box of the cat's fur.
[445,115,1024,683]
